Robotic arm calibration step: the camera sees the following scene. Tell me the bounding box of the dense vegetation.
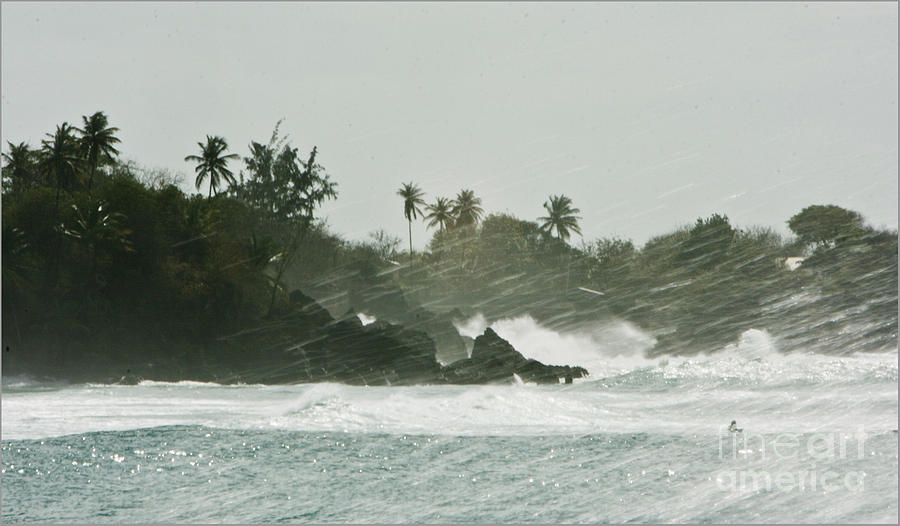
[2,112,896,381]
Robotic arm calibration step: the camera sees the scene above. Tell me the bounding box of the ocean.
[2,316,897,523]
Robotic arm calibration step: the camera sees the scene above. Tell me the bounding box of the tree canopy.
[231,124,337,314]
[184,135,240,199]
[1,141,39,194]
[677,213,736,270]
[398,182,426,223]
[538,194,582,241]
[76,111,121,192]
[2,110,896,380]
[788,204,864,246]
[451,189,484,227]
[41,122,81,197]
[425,197,454,232]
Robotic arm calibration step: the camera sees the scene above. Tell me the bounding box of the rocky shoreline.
[97,289,588,387]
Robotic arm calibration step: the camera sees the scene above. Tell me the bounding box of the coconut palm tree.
[2,224,33,346]
[61,201,134,278]
[39,123,82,286]
[538,194,582,241]
[2,224,32,296]
[40,123,81,208]
[184,135,240,199]
[425,197,454,232]
[76,111,120,193]
[2,141,38,194]
[451,189,484,227]
[397,182,426,265]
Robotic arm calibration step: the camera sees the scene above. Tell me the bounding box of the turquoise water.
[3,427,897,523]
[2,321,897,523]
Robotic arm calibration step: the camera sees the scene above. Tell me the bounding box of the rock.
[460,335,475,358]
[441,328,588,385]
[404,308,468,364]
[288,289,335,328]
[218,289,444,386]
[345,282,468,364]
[89,289,585,387]
[351,283,411,322]
[114,373,143,385]
[308,318,443,385]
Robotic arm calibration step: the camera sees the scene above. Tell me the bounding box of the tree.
[451,189,484,228]
[788,205,864,246]
[233,124,337,314]
[425,197,454,233]
[2,141,39,195]
[397,182,425,265]
[591,237,636,266]
[2,224,33,296]
[678,213,736,271]
[61,201,134,279]
[368,229,401,262]
[136,165,185,190]
[585,237,636,288]
[234,121,288,218]
[76,111,121,193]
[184,135,240,199]
[538,194,582,241]
[40,122,81,208]
[477,213,549,273]
[2,223,35,348]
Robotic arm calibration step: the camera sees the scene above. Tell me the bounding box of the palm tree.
[76,111,120,193]
[425,197,454,232]
[40,123,81,209]
[2,224,32,346]
[397,182,426,265]
[451,189,484,227]
[538,194,582,241]
[184,135,240,199]
[40,123,81,287]
[61,201,134,278]
[2,141,38,194]
[2,225,32,295]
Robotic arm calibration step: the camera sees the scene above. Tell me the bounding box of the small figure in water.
[728,420,743,433]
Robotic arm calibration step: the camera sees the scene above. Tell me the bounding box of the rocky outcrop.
[343,283,469,364]
[214,290,444,385]
[80,290,588,387]
[215,293,588,386]
[402,307,468,364]
[441,328,588,385]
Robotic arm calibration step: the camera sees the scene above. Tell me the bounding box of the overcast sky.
[2,2,897,248]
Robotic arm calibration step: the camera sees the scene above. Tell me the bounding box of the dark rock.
[404,308,468,364]
[114,374,143,385]
[351,284,411,322]
[288,289,335,328]
[442,328,588,385]
[42,288,584,387]
[307,317,443,385]
[216,289,444,386]
[345,282,468,364]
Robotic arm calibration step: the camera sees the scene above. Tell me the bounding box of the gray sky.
[2,2,897,248]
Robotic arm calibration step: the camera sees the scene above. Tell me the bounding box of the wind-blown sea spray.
[3,315,896,522]
[490,315,657,376]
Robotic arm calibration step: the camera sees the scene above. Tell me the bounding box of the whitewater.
[2,316,897,523]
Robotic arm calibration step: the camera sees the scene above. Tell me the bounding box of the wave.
[454,312,897,384]
[4,357,895,441]
[2,314,895,441]
[132,380,268,389]
[1,374,72,391]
